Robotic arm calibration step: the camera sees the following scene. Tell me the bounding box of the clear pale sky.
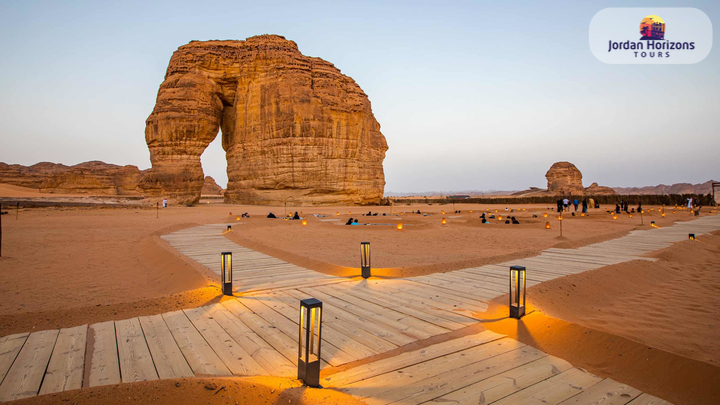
[1,0,717,193]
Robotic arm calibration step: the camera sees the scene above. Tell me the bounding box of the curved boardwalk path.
[1,215,718,403]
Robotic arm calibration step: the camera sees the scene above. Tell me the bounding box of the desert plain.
[1,184,719,405]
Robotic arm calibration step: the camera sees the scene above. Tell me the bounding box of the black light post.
[16,202,19,220]
[298,298,323,387]
[156,202,159,219]
[509,265,527,319]
[689,233,695,241]
[360,242,371,279]
[220,252,233,295]
[558,215,563,237]
[640,209,644,225]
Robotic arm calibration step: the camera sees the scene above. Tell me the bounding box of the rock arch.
[140,35,388,205]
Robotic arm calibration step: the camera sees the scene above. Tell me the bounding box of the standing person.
[582,199,588,213]
[687,197,693,209]
[573,198,579,211]
[637,203,643,213]
[162,198,168,208]
[615,203,621,213]
[557,199,563,212]
[563,197,569,212]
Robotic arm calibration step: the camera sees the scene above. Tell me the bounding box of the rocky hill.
[613,181,716,195]
[141,34,388,205]
[0,161,145,195]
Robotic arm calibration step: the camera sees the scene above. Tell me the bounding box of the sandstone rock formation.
[0,161,145,195]
[201,176,223,195]
[141,35,388,205]
[545,162,584,195]
[613,180,716,195]
[585,182,617,196]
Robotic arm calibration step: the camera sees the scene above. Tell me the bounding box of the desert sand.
[0,192,716,404]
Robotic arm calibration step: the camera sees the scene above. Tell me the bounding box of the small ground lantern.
[220,252,233,296]
[662,212,666,217]
[360,242,371,278]
[545,222,551,229]
[397,223,403,230]
[498,215,503,220]
[629,214,633,218]
[236,216,240,221]
[651,221,657,228]
[442,218,447,225]
[336,212,339,216]
[689,233,695,240]
[298,298,323,387]
[613,214,618,220]
[509,265,527,319]
[302,219,307,226]
[544,213,548,218]
[227,225,232,231]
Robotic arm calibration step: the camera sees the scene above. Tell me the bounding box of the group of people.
[556,197,595,213]
[479,212,520,224]
[345,218,360,225]
[266,211,301,219]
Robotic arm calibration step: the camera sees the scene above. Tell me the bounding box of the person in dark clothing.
[615,204,621,214]
[595,201,600,209]
[267,212,277,218]
[511,216,520,224]
[345,218,354,225]
[292,211,300,220]
[581,199,588,213]
[557,199,563,213]
[573,199,579,211]
[373,212,378,216]
[481,218,488,224]
[504,219,510,224]
[480,213,486,219]
[637,203,643,213]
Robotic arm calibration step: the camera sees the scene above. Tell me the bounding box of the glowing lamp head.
[558,215,563,221]
[629,214,632,218]
[336,212,339,216]
[613,215,617,220]
[397,223,403,230]
[360,242,371,278]
[673,210,676,214]
[236,216,240,221]
[509,265,527,319]
[441,210,445,214]
[220,252,233,296]
[498,215,503,220]
[581,213,585,217]
[302,219,307,226]
[442,218,447,225]
[545,222,551,229]
[298,298,323,387]
[651,221,657,228]
[662,213,666,217]
[689,233,695,241]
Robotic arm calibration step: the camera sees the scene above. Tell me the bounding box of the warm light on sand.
[629,214,633,218]
[543,213,548,218]
[302,219,307,226]
[613,215,617,220]
[236,216,240,220]
[498,216,503,220]
[336,212,339,216]
[397,223,403,230]
[441,218,447,225]
[545,222,551,229]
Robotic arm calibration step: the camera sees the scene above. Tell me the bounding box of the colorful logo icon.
[640,15,665,40]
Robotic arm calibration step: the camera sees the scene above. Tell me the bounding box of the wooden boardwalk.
[0,215,717,402]
[161,223,350,293]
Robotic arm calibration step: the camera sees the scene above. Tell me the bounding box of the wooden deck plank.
[0,332,29,387]
[423,354,573,404]
[339,338,524,400]
[491,367,602,405]
[203,304,295,378]
[85,321,121,388]
[183,307,267,376]
[364,344,549,405]
[161,310,231,376]
[236,296,358,367]
[557,377,642,404]
[115,318,158,383]
[0,329,59,401]
[627,393,675,405]
[39,324,88,395]
[138,315,193,379]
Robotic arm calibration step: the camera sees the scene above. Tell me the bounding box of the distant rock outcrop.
[0,161,145,195]
[201,176,223,195]
[585,182,617,196]
[613,181,715,195]
[545,162,584,195]
[140,34,388,205]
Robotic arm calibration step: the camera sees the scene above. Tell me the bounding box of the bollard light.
[442,218,447,225]
[509,266,527,319]
[236,216,240,221]
[544,213,548,218]
[227,225,232,231]
[662,213,666,217]
[441,210,445,214]
[229,212,232,216]
[360,242,371,278]
[689,233,695,241]
[336,212,339,216]
[613,214,617,220]
[298,298,323,387]
[651,221,658,228]
[673,210,676,214]
[220,252,233,296]
[545,222,551,229]
[302,219,307,226]
[629,214,633,218]
[498,216,503,220]
[397,223,403,230]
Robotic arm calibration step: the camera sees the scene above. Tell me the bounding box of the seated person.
[511,217,520,224]
[267,212,277,218]
[416,210,421,214]
[382,213,386,216]
[367,211,372,216]
[504,219,510,224]
[532,214,537,218]
[292,211,300,220]
[345,218,354,225]
[481,218,488,224]
[351,219,359,225]
[489,214,495,219]
[480,213,486,219]
[373,212,378,216]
